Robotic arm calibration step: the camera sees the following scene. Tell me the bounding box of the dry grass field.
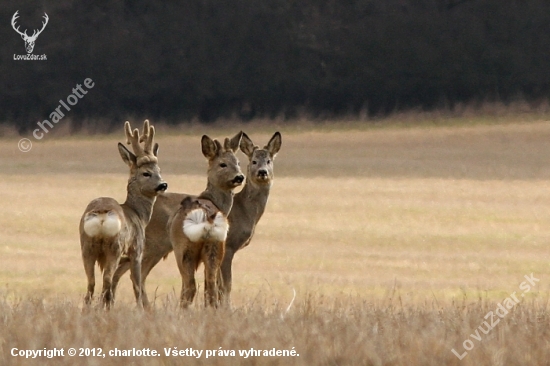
[0,113,550,365]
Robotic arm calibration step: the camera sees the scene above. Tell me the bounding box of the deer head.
[118,120,167,198]
[11,11,49,54]
[201,132,245,191]
[239,132,282,186]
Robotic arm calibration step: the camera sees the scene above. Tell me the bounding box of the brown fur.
[169,201,226,305]
[112,133,243,307]
[79,120,167,309]
[219,132,282,304]
[180,197,219,221]
[169,133,243,308]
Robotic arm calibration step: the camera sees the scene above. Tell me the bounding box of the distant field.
[1,119,549,364]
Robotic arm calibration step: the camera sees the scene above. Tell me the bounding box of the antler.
[11,11,27,38]
[124,120,157,165]
[30,13,49,39]
[11,11,48,40]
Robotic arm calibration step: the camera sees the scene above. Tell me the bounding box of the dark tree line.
[2,0,550,132]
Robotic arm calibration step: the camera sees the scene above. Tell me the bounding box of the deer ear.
[265,132,282,157]
[118,142,137,167]
[153,143,159,157]
[201,135,218,160]
[226,131,243,153]
[239,132,256,157]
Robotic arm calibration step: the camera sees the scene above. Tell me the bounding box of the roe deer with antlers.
[218,132,281,304]
[111,132,244,308]
[79,120,167,308]
[11,11,49,54]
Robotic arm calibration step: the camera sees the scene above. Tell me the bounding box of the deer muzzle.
[232,175,245,185]
[156,183,168,192]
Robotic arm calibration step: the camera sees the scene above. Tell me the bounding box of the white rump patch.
[183,209,209,242]
[210,212,229,242]
[182,209,228,243]
[83,211,122,238]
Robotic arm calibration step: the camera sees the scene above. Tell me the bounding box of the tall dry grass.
[0,292,548,365]
[1,117,550,364]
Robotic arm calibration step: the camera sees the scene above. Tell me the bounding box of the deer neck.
[235,179,271,221]
[122,180,157,225]
[199,182,235,215]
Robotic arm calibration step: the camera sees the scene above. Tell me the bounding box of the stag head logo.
[11,11,49,54]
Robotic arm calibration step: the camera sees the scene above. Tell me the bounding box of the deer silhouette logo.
[11,11,49,54]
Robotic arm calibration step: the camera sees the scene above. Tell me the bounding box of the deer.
[111,132,280,307]
[79,120,167,309]
[218,132,282,305]
[11,11,49,54]
[111,132,244,308]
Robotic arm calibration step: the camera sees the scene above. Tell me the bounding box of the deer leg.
[176,247,197,308]
[82,254,96,305]
[101,252,119,309]
[218,247,235,306]
[111,256,131,301]
[139,252,165,308]
[129,254,143,309]
[203,240,224,307]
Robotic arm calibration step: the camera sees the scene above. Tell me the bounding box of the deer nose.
[258,169,268,177]
[233,175,245,184]
[156,183,168,192]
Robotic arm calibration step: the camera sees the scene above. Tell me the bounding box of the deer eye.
[267,160,271,164]
[143,172,152,177]
[252,161,257,165]
[220,163,227,168]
